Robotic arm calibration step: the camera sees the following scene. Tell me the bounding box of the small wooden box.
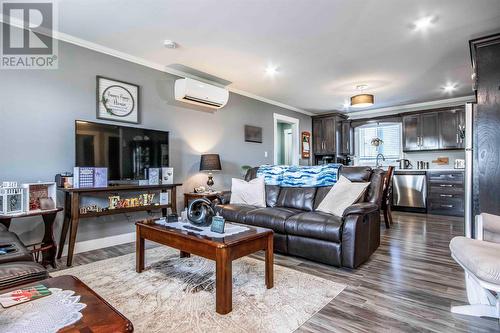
[22,182,57,212]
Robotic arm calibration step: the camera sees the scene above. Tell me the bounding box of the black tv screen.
[75,120,169,180]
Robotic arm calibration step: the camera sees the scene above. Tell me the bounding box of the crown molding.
[347,95,476,119]
[59,32,313,116]
[0,17,311,116]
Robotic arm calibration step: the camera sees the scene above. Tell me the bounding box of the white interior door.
[284,128,293,165]
[273,113,300,166]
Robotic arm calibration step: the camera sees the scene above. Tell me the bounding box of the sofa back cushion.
[314,186,332,210]
[276,187,317,211]
[364,169,385,207]
[339,166,372,182]
[265,185,281,207]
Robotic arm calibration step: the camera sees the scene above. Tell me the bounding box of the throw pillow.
[230,177,266,207]
[317,175,370,217]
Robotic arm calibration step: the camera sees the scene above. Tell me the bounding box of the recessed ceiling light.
[163,40,177,49]
[265,64,278,76]
[413,16,434,31]
[443,83,457,93]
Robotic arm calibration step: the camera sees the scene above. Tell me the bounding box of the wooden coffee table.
[135,219,274,314]
[3,275,133,332]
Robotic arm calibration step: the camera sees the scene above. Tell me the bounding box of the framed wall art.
[96,76,140,124]
[244,125,262,143]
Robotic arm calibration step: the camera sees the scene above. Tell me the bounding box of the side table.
[0,208,62,268]
[184,191,229,208]
[1,275,133,332]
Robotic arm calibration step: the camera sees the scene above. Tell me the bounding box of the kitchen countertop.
[393,168,464,173]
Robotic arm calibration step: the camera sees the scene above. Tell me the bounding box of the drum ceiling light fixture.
[350,84,374,108]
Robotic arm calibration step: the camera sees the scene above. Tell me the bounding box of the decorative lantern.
[0,183,24,215]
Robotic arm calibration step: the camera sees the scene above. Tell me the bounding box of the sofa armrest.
[477,213,500,243]
[343,202,379,217]
[341,205,380,268]
[214,191,231,205]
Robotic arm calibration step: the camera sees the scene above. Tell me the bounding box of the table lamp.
[199,154,221,192]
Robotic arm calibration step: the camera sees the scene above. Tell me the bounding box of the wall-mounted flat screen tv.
[75,120,169,181]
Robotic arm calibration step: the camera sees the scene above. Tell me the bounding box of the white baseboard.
[61,232,136,256]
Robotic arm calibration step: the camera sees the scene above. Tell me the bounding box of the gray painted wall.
[0,40,311,245]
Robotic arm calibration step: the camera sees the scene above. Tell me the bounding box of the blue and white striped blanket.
[256,164,341,187]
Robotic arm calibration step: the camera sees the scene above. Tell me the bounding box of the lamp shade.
[200,154,222,171]
[350,94,374,108]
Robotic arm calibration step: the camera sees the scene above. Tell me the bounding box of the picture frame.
[211,215,226,234]
[96,76,140,124]
[244,125,262,143]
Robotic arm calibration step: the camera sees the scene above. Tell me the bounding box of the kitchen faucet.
[376,153,385,167]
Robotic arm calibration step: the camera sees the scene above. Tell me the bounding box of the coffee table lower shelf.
[135,220,274,314]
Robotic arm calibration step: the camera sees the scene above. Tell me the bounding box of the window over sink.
[354,122,402,166]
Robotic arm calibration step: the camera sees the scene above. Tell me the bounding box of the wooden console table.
[57,184,182,267]
[0,208,63,268]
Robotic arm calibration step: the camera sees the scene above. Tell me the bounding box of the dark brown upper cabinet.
[312,114,346,155]
[403,107,465,152]
[439,108,465,149]
[420,113,440,150]
[340,121,352,155]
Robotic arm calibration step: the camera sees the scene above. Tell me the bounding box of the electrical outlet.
[264,151,268,158]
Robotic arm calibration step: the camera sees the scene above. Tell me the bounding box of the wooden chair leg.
[383,208,391,228]
[387,206,393,226]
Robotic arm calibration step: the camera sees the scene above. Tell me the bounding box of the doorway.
[274,113,299,165]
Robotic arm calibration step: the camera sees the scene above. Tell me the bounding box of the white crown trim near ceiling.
[347,95,476,120]
[52,29,314,116]
[0,16,311,115]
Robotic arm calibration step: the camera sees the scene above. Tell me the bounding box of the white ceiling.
[55,0,500,113]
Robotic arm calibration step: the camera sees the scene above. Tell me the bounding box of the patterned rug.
[53,247,345,333]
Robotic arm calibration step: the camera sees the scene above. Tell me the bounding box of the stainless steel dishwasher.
[393,171,427,210]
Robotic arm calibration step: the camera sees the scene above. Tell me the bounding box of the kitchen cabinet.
[312,118,324,154]
[312,114,345,156]
[402,107,465,152]
[427,171,464,216]
[402,115,420,151]
[402,113,438,151]
[420,113,439,150]
[439,108,465,149]
[340,121,352,155]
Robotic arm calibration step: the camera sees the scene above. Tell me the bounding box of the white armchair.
[450,213,500,319]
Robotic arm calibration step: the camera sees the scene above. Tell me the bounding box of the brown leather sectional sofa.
[0,223,49,290]
[216,166,385,268]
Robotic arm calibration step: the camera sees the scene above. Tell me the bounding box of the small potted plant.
[371,137,384,147]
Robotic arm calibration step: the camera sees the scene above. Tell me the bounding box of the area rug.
[52,247,345,333]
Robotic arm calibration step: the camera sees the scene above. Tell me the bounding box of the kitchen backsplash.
[403,150,465,169]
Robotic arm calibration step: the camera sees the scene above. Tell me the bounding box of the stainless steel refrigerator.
[464,102,474,238]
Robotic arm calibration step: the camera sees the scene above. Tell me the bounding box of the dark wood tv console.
[57,183,182,266]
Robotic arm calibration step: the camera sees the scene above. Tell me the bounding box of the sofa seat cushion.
[450,236,500,285]
[285,212,343,243]
[0,261,49,290]
[0,232,33,264]
[215,204,257,223]
[244,207,303,233]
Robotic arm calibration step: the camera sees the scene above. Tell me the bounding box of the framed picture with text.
[96,76,140,124]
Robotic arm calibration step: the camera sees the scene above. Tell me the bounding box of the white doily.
[156,220,249,238]
[0,288,86,333]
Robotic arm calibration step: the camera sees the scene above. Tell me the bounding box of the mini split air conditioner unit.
[174,78,229,109]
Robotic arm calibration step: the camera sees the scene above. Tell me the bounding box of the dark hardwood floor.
[50,212,500,332]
